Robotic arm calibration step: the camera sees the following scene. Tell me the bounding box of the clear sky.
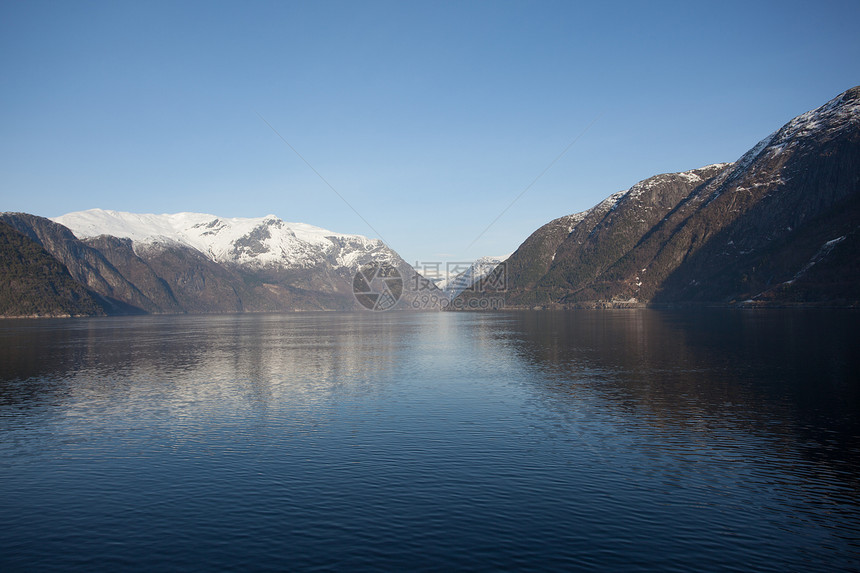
[2,0,859,265]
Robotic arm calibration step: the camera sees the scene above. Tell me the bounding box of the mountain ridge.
[458,86,860,308]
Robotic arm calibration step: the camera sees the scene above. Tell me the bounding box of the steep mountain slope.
[538,164,729,304]
[0,213,152,314]
[644,87,860,304]
[469,85,860,308]
[0,222,105,317]
[82,235,184,312]
[500,210,604,295]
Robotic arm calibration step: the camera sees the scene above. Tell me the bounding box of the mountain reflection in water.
[0,310,858,571]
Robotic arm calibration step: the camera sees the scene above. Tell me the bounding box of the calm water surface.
[1,310,858,571]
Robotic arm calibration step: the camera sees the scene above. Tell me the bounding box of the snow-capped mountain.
[0,209,440,314]
[53,209,395,271]
[436,255,511,299]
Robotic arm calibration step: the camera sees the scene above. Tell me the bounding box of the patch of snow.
[604,190,627,212]
[564,211,588,233]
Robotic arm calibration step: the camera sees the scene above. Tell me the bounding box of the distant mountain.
[435,255,510,299]
[0,211,441,315]
[0,222,105,317]
[458,86,860,308]
[53,210,392,270]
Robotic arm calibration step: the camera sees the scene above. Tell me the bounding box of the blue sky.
[2,0,859,265]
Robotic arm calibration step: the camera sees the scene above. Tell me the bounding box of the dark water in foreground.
[0,310,858,571]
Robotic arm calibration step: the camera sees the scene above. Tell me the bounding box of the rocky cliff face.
[465,86,860,307]
[0,222,105,317]
[0,213,149,314]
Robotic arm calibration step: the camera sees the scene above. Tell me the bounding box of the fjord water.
[1,311,858,571]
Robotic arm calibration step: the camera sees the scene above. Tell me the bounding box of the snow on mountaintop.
[771,86,860,145]
[716,86,860,189]
[619,164,733,204]
[53,209,388,269]
[562,212,589,233]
